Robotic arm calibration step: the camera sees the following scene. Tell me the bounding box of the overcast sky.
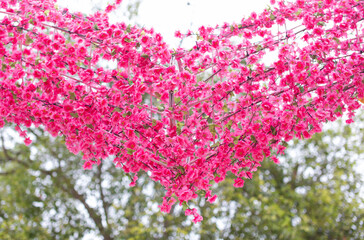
[57,0,270,48]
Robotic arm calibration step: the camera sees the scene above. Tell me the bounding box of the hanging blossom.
[0,0,363,222]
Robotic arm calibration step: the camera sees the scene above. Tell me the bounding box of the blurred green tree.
[0,113,363,239]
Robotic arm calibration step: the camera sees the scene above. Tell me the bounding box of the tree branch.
[97,163,110,231]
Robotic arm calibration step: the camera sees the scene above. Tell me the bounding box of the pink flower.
[105,5,114,13]
[114,29,122,37]
[125,140,136,149]
[77,46,87,56]
[64,82,74,92]
[185,208,197,216]
[129,174,138,187]
[63,104,73,112]
[174,31,182,38]
[302,130,311,139]
[313,27,323,36]
[233,178,245,188]
[83,161,93,170]
[24,137,32,146]
[296,61,305,71]
[68,46,75,54]
[208,195,217,203]
[346,119,354,124]
[271,156,280,164]
[98,32,109,40]
[193,214,203,223]
[211,39,219,48]
[141,36,149,44]
[262,101,272,111]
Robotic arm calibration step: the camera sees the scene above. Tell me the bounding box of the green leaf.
[126,148,135,155]
[226,120,233,130]
[335,105,343,114]
[250,135,257,143]
[298,85,305,93]
[112,107,122,113]
[223,104,229,113]
[174,165,185,174]
[69,92,76,100]
[44,10,50,16]
[154,92,161,99]
[11,92,17,101]
[209,124,217,137]
[233,136,240,145]
[25,35,34,45]
[211,142,220,148]
[270,126,277,136]
[35,58,41,66]
[196,189,207,197]
[295,8,302,16]
[156,104,165,111]
[176,122,184,135]
[333,37,340,44]
[70,112,79,118]
[269,13,276,20]
[182,201,189,211]
[124,38,132,43]
[126,25,131,33]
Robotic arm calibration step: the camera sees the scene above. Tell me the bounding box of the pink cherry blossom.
[0,0,363,223]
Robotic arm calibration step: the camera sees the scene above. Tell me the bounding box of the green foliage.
[198,115,364,240]
[0,127,191,239]
[0,114,363,239]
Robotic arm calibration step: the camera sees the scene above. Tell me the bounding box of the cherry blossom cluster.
[0,0,363,222]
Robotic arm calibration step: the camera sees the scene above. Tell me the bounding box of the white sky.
[57,0,271,48]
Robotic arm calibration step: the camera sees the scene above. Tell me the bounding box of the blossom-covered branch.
[0,0,363,223]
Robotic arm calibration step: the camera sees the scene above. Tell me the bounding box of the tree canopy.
[0,115,363,239]
[0,0,363,221]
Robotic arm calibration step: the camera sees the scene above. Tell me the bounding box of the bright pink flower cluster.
[0,0,363,222]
